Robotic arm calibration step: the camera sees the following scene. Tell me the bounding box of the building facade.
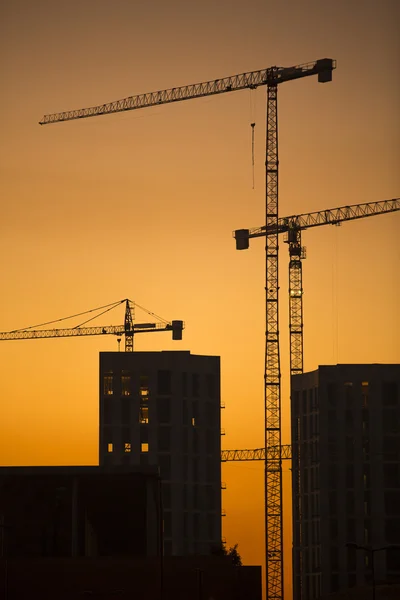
[0,465,160,558]
[291,364,400,599]
[99,350,222,557]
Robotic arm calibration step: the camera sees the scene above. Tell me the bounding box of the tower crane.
[0,299,184,351]
[40,58,336,600]
[233,196,399,599]
[234,197,400,377]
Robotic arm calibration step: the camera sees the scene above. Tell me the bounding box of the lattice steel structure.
[234,196,400,600]
[39,58,336,600]
[221,445,291,462]
[0,299,184,352]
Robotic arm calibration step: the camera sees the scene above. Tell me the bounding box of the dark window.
[347,518,355,540]
[157,397,171,424]
[206,373,216,398]
[347,546,357,570]
[383,382,398,406]
[205,485,215,510]
[103,372,114,395]
[382,409,400,434]
[346,409,354,429]
[182,399,188,424]
[330,519,338,540]
[385,518,400,543]
[193,428,199,454]
[192,457,199,482]
[182,372,188,396]
[140,427,148,443]
[346,465,354,488]
[206,458,214,482]
[121,397,130,423]
[329,491,337,516]
[383,436,400,461]
[158,454,171,480]
[205,402,217,424]
[207,513,214,540]
[346,491,354,514]
[206,429,216,455]
[387,547,400,570]
[330,573,339,592]
[385,491,400,516]
[163,511,172,537]
[192,373,200,397]
[346,436,354,461]
[327,383,337,406]
[158,427,171,452]
[329,465,337,489]
[183,428,188,453]
[158,370,172,395]
[330,546,338,570]
[345,382,353,405]
[162,483,171,509]
[121,372,131,396]
[348,573,357,588]
[164,539,172,556]
[103,398,113,424]
[384,464,400,487]
[302,390,308,414]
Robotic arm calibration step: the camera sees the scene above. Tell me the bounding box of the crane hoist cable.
[251,122,256,189]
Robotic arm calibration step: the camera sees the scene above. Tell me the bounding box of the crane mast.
[234,196,399,600]
[39,58,336,600]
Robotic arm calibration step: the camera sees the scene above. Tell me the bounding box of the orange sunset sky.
[0,0,399,596]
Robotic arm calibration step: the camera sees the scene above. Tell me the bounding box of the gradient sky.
[0,0,399,596]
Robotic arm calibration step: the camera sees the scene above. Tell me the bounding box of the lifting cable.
[251,122,256,189]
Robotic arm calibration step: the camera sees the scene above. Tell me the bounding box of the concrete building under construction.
[291,364,400,599]
[99,350,222,557]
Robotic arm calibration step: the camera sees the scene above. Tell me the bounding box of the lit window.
[141,442,149,453]
[140,375,149,398]
[107,442,113,453]
[192,417,196,426]
[121,373,131,396]
[104,373,114,395]
[124,443,131,453]
[139,406,149,424]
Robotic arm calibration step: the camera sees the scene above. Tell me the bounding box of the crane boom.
[221,446,291,462]
[234,198,400,246]
[39,59,335,125]
[0,322,182,341]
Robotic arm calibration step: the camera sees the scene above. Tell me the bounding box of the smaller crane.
[0,299,184,352]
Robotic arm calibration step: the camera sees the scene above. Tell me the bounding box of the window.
[327,383,337,406]
[193,428,199,454]
[163,511,172,537]
[103,398,112,424]
[384,463,400,487]
[121,397,130,423]
[192,457,199,482]
[141,442,149,453]
[383,382,398,406]
[162,483,171,509]
[385,491,400,516]
[347,518,355,540]
[345,381,353,405]
[192,373,200,397]
[158,427,171,452]
[124,442,131,453]
[157,397,171,424]
[139,405,149,424]
[206,373,215,398]
[348,573,356,588]
[121,372,131,396]
[191,417,196,427]
[383,436,399,461]
[207,513,214,540]
[158,454,171,480]
[107,442,113,453]
[103,373,114,395]
[140,375,149,397]
[182,372,188,396]
[346,465,354,488]
[158,370,172,395]
[361,381,369,407]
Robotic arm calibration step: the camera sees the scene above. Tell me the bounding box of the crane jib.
[39,59,336,125]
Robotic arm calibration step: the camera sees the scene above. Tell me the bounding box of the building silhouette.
[99,350,222,557]
[291,364,400,599]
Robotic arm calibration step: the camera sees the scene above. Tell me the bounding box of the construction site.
[0,3,399,600]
